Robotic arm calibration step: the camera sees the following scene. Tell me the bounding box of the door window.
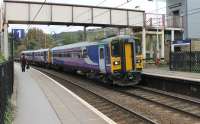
[100,48,104,59]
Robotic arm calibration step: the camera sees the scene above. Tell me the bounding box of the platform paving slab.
[14,63,115,124]
[13,64,61,124]
[143,67,200,82]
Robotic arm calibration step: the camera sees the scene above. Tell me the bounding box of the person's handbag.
[26,64,30,69]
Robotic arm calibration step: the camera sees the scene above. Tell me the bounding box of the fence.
[0,61,14,124]
[170,51,200,72]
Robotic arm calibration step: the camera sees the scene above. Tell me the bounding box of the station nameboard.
[173,39,191,45]
[12,29,25,41]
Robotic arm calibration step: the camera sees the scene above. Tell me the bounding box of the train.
[21,35,143,86]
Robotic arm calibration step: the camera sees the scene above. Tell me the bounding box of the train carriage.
[102,35,141,85]
[33,49,50,66]
[21,35,143,86]
[51,35,142,85]
[22,50,34,63]
[51,42,100,71]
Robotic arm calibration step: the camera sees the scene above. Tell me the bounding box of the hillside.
[54,28,118,45]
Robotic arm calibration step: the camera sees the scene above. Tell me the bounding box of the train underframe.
[27,61,141,86]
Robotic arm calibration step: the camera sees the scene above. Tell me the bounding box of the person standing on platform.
[20,53,27,72]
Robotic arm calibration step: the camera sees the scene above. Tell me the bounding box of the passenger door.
[125,43,133,71]
[99,46,106,73]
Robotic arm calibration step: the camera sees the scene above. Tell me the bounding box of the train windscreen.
[111,40,120,57]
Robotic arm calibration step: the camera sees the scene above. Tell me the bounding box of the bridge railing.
[0,61,14,124]
[145,13,183,29]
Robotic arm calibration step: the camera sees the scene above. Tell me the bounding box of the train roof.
[52,35,136,51]
[100,35,135,43]
[22,48,49,53]
[21,50,35,53]
[51,41,98,51]
[22,35,137,53]
[34,48,49,52]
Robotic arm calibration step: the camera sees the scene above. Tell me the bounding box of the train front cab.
[110,38,141,85]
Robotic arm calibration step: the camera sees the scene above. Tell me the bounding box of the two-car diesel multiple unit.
[22,35,143,86]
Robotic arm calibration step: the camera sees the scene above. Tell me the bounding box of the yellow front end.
[136,54,143,71]
[111,57,121,73]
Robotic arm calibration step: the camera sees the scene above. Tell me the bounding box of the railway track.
[120,86,200,118]
[36,67,157,124]
[35,67,200,124]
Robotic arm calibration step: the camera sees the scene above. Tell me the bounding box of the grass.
[0,52,5,63]
[4,99,14,124]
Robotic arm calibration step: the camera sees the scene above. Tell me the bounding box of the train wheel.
[101,75,112,84]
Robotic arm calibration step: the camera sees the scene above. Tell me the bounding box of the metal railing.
[0,61,14,124]
[145,13,183,29]
[145,13,164,28]
[166,16,183,28]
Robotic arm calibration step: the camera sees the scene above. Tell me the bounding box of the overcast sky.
[7,0,166,34]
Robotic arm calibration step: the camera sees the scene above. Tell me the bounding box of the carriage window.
[66,53,71,57]
[111,41,120,57]
[106,46,110,64]
[100,48,104,59]
[58,53,61,57]
[82,49,87,58]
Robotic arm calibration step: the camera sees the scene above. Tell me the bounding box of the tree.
[15,28,57,55]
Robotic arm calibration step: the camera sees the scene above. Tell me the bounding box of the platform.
[13,63,115,124]
[143,67,200,82]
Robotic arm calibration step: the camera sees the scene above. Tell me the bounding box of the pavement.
[13,64,61,124]
[143,67,200,82]
[13,63,115,124]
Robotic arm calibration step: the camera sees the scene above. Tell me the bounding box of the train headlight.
[136,60,141,63]
[113,61,120,65]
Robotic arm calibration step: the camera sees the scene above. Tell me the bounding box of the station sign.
[173,39,191,45]
[12,29,25,41]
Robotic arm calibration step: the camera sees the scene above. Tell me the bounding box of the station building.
[136,0,200,63]
[167,0,200,39]
[133,11,183,62]
[166,0,200,53]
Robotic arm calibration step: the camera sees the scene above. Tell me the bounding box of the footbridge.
[0,0,145,59]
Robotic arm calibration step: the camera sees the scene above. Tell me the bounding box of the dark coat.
[20,56,26,65]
